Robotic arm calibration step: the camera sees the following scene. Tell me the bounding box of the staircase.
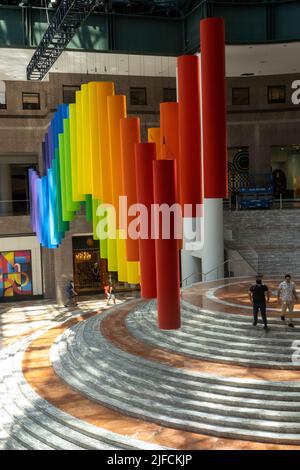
[225,210,300,276]
[0,328,166,450]
[50,302,300,446]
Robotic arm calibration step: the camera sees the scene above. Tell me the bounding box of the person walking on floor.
[106,284,116,306]
[278,274,298,328]
[104,284,110,302]
[249,278,270,329]
[65,279,78,307]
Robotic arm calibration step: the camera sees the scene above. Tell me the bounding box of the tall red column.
[153,160,180,329]
[200,18,228,198]
[177,55,202,217]
[135,143,157,299]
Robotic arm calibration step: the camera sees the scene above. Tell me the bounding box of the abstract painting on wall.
[0,251,33,298]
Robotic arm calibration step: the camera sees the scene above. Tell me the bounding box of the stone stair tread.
[52,349,300,443]
[0,331,170,451]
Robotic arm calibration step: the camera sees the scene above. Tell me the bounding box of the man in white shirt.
[278,274,298,328]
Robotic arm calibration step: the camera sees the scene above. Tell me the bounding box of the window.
[268,85,286,104]
[0,162,36,216]
[63,85,80,104]
[163,88,177,102]
[232,87,250,105]
[130,87,147,105]
[0,80,6,109]
[22,92,40,110]
[0,93,6,110]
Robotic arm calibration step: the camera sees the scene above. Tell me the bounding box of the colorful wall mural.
[0,250,33,299]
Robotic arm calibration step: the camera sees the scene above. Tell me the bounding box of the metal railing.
[0,200,30,217]
[180,258,257,288]
[273,196,300,210]
[224,196,300,211]
[228,240,259,274]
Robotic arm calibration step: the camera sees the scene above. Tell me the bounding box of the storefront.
[72,235,140,295]
[72,235,107,295]
[271,145,300,198]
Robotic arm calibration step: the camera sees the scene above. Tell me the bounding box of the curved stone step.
[125,304,300,368]
[183,299,299,322]
[181,300,300,332]
[0,351,83,450]
[129,310,298,352]
[52,333,300,444]
[0,326,169,450]
[126,320,298,368]
[50,316,300,444]
[143,301,300,340]
[79,314,300,394]
[61,328,300,419]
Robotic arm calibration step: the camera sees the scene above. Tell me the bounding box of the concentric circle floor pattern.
[2,279,300,449]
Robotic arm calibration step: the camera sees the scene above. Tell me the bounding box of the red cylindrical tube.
[153,160,180,329]
[177,55,202,217]
[200,18,228,198]
[135,143,157,299]
[120,117,140,261]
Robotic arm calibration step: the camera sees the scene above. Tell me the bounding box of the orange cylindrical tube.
[107,95,127,281]
[148,127,161,159]
[160,102,180,204]
[120,117,141,262]
[107,95,127,216]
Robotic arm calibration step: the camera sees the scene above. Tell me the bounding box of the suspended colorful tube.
[29,17,228,330]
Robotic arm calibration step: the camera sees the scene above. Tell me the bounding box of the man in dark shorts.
[249,278,270,329]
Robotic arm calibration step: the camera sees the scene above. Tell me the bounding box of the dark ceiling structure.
[0,0,199,17]
[21,0,200,79]
[2,0,300,81]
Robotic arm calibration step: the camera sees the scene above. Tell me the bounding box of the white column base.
[201,198,224,282]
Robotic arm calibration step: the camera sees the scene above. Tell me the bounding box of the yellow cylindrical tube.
[92,82,115,202]
[88,83,101,200]
[81,84,92,195]
[127,262,140,285]
[69,103,84,202]
[75,90,84,196]
[116,234,127,282]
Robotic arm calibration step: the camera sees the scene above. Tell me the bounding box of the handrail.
[224,197,300,211]
[231,241,258,273]
[180,258,257,287]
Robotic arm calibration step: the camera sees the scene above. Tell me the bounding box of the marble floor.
[1,279,300,450]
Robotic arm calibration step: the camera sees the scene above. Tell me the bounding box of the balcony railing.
[0,200,30,217]
[224,196,300,211]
